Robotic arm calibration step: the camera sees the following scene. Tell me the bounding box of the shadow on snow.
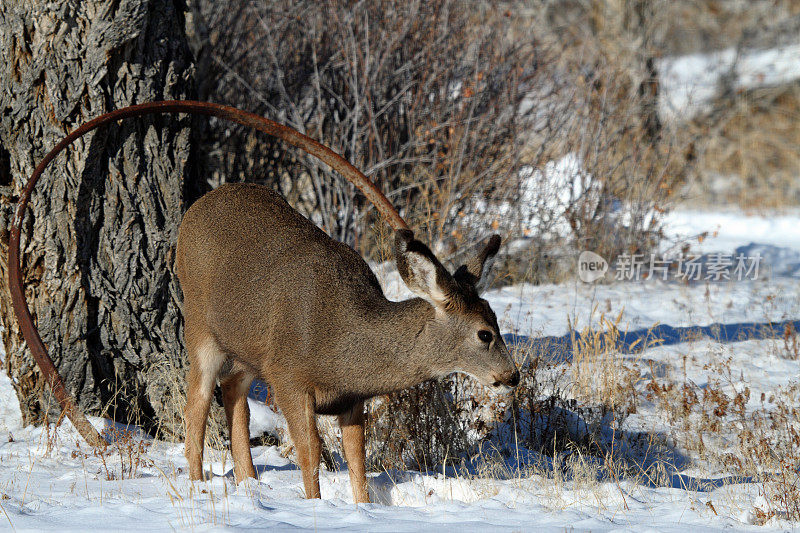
[502,318,800,363]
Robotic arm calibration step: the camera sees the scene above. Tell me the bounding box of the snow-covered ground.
[0,208,799,531]
[658,41,800,122]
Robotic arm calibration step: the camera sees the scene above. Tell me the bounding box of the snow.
[0,209,799,530]
[662,209,800,255]
[459,153,599,240]
[660,209,800,278]
[658,42,800,122]
[488,276,800,338]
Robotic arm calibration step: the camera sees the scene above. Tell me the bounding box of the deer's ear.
[453,234,501,293]
[394,229,457,307]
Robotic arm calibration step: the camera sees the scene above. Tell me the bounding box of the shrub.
[190,0,689,280]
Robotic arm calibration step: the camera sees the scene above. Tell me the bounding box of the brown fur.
[176,183,518,503]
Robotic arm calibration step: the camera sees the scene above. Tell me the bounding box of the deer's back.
[176,183,385,374]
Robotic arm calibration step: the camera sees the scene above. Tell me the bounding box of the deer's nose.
[492,369,520,388]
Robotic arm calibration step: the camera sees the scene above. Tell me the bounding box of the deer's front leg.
[277,389,322,499]
[339,401,369,504]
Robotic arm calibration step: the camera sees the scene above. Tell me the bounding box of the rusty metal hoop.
[8,100,409,448]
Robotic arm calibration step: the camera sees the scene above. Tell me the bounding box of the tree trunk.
[0,0,203,439]
[590,0,662,142]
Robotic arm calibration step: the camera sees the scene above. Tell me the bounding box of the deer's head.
[395,229,519,392]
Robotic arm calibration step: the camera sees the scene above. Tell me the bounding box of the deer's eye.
[478,330,493,343]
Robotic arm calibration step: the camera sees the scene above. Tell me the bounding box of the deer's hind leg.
[220,370,257,482]
[184,334,226,481]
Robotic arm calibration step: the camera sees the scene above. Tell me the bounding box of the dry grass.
[569,310,647,412]
[654,0,800,55]
[686,85,800,209]
[361,312,677,489]
[537,1,800,213]
[644,343,800,523]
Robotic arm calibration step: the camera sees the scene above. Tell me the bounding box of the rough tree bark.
[0,0,202,438]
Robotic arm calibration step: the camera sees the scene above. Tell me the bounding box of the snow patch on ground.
[0,365,22,434]
[658,42,800,122]
[662,209,800,277]
[461,153,598,239]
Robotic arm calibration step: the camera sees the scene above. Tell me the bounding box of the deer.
[175,183,520,504]
[9,101,519,505]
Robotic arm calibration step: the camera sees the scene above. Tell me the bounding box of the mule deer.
[176,183,519,503]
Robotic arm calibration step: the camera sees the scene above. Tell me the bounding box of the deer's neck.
[357,297,442,395]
